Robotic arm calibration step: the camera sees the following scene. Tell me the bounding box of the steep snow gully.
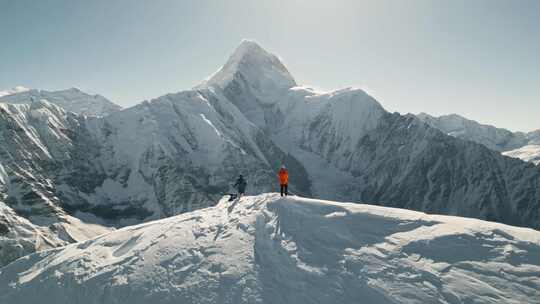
[1,194,539,304]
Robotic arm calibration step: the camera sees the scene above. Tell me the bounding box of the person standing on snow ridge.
[278,165,288,196]
[233,174,247,196]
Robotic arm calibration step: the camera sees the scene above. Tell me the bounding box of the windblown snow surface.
[1,194,539,304]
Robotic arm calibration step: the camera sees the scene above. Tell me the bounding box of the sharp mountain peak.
[202,40,297,92]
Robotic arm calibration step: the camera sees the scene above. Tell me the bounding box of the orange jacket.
[278,168,288,185]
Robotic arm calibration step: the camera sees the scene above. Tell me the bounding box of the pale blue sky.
[1,0,539,131]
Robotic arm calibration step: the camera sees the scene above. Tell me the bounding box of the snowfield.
[1,194,539,304]
[503,145,540,165]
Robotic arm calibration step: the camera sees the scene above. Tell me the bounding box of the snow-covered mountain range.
[0,87,121,117]
[1,40,540,267]
[417,112,540,165]
[1,194,539,304]
[196,41,540,229]
[0,101,112,266]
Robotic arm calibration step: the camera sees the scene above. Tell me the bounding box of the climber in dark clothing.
[233,175,247,196]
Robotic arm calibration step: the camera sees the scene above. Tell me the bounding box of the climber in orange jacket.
[278,165,288,197]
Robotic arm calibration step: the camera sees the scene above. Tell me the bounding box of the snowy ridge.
[418,112,540,165]
[273,86,386,169]
[0,86,29,98]
[417,113,529,151]
[1,194,539,304]
[0,88,121,117]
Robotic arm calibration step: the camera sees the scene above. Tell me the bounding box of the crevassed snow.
[1,194,539,304]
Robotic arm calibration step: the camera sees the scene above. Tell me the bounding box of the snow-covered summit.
[1,194,539,304]
[202,40,296,98]
[0,87,121,117]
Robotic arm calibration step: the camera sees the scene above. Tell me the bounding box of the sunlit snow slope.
[504,145,540,165]
[1,194,539,304]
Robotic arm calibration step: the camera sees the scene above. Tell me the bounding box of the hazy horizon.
[1,0,539,132]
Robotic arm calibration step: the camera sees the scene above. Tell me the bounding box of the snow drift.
[1,194,539,304]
